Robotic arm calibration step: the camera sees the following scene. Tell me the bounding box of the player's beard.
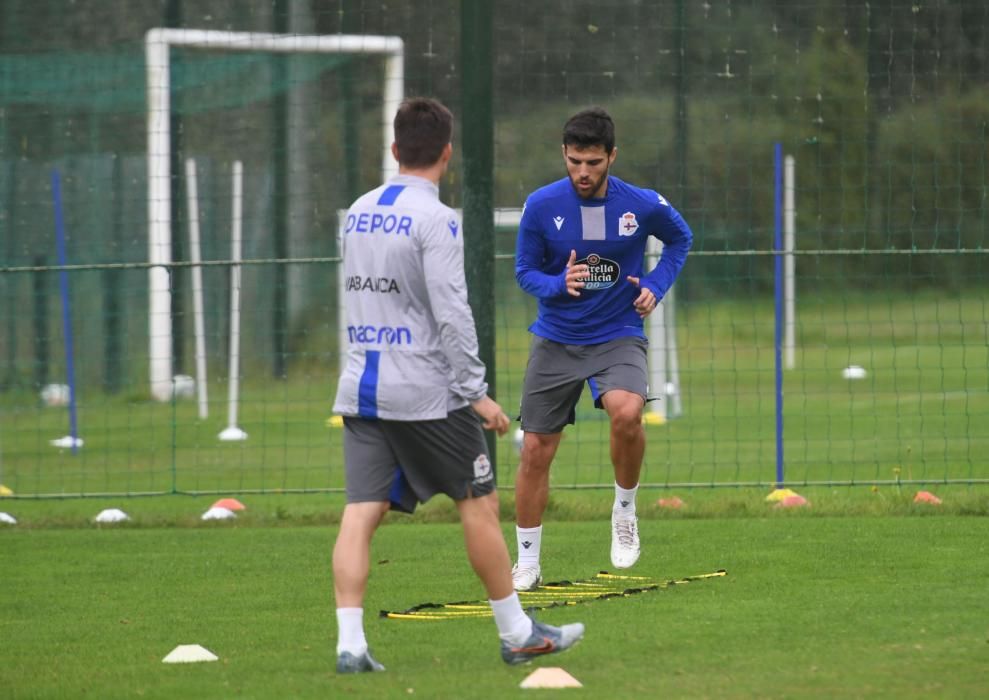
[570,167,609,199]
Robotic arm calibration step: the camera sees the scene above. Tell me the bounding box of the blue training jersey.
[515,175,693,344]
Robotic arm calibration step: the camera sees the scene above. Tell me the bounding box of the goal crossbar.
[145,28,404,401]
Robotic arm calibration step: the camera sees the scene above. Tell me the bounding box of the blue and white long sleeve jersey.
[516,176,693,344]
[333,175,488,421]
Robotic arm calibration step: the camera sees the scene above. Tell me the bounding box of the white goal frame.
[145,28,404,401]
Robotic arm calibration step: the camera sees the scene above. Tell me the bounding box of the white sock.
[614,482,638,518]
[516,525,542,568]
[335,607,367,656]
[490,592,534,645]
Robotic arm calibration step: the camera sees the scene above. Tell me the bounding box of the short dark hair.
[393,97,453,168]
[562,107,615,154]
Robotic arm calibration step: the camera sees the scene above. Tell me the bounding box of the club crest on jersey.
[473,454,493,484]
[619,211,639,236]
[576,253,620,290]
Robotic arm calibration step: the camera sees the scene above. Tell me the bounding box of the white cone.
[94,508,129,523]
[520,667,583,689]
[201,506,236,521]
[162,644,218,663]
[218,426,248,441]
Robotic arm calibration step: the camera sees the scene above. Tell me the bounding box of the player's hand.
[471,396,510,436]
[564,249,589,297]
[627,276,659,318]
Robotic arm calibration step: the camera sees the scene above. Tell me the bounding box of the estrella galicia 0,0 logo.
[576,253,620,290]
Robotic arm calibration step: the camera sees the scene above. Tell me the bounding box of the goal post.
[645,237,683,422]
[145,28,404,401]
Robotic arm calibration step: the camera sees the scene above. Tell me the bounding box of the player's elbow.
[515,267,535,293]
[679,222,695,248]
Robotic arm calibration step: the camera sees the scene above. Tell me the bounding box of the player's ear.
[561,144,568,161]
[390,142,400,163]
[609,146,618,166]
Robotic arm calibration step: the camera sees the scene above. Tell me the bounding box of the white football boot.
[610,513,640,569]
[511,563,543,591]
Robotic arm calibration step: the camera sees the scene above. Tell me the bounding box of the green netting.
[0,1,987,497]
[0,49,350,113]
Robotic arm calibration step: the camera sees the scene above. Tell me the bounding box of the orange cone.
[657,496,685,509]
[913,491,942,505]
[211,498,246,511]
[775,494,810,508]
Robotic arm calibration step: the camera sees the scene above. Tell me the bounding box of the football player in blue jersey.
[511,107,693,590]
[332,97,584,672]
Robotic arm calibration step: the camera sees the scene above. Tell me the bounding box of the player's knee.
[609,403,643,435]
[345,500,390,524]
[519,432,557,458]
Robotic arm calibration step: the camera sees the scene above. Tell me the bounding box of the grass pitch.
[2,508,986,699]
[1,288,987,697]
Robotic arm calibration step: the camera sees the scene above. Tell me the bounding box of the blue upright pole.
[773,143,784,487]
[52,169,80,454]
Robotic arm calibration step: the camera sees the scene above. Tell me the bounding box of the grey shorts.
[519,335,648,434]
[342,407,495,514]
